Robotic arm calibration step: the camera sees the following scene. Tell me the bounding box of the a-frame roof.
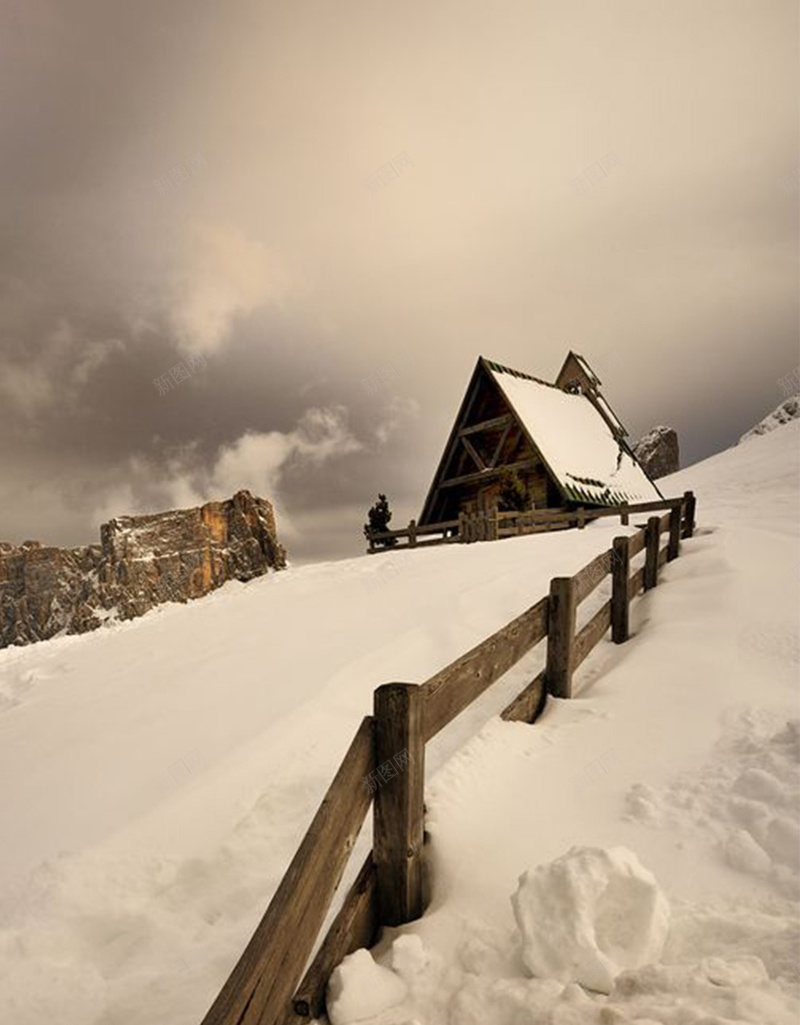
[484,358,662,505]
[419,356,661,523]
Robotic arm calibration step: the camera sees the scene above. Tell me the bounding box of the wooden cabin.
[419,353,662,526]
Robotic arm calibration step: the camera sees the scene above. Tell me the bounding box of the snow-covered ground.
[739,394,799,443]
[0,421,797,1024]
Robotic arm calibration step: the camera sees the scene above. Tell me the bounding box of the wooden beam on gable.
[457,414,512,437]
[459,435,486,471]
[439,458,537,490]
[489,419,512,469]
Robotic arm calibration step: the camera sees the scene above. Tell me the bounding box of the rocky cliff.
[0,490,286,648]
[633,426,680,480]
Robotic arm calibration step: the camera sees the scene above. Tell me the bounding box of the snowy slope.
[329,422,800,1025]
[739,395,800,443]
[0,423,798,1024]
[0,506,661,1024]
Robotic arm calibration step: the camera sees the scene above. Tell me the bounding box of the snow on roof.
[487,362,660,505]
[573,352,601,386]
[595,392,627,436]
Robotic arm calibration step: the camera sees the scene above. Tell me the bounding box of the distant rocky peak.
[633,426,679,480]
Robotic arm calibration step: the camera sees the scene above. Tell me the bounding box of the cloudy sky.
[0,0,797,562]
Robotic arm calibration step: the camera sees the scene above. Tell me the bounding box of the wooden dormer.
[555,351,628,441]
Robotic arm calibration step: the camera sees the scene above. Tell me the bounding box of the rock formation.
[633,426,680,480]
[0,490,286,649]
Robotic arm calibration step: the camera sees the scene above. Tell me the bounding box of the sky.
[0,0,797,563]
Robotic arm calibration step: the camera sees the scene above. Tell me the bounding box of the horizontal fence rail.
[200,492,697,1024]
[422,596,550,741]
[366,496,690,553]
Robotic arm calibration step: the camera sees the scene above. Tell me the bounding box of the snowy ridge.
[739,394,800,443]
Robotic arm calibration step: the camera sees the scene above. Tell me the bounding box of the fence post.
[644,516,660,590]
[577,507,586,529]
[681,490,696,539]
[611,536,631,643]
[408,519,417,548]
[373,684,425,927]
[667,505,681,561]
[620,505,629,527]
[545,577,577,698]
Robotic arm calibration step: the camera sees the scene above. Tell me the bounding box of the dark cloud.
[0,0,797,560]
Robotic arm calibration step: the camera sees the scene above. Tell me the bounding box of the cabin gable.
[418,359,564,525]
[419,352,662,527]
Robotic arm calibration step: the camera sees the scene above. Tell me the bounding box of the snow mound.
[739,395,800,443]
[511,845,670,994]
[327,947,408,1024]
[327,923,800,1024]
[624,715,800,897]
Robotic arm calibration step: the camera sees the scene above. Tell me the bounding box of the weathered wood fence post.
[620,505,630,526]
[408,519,417,548]
[682,490,696,539]
[611,535,631,643]
[373,684,425,927]
[545,577,577,698]
[487,508,498,541]
[667,504,681,561]
[644,516,660,590]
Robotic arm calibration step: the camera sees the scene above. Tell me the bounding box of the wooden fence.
[366,494,697,552]
[200,491,697,1025]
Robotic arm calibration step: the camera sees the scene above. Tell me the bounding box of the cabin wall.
[456,462,558,517]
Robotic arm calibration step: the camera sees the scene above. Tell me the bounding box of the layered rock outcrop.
[633,426,680,480]
[0,490,286,648]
